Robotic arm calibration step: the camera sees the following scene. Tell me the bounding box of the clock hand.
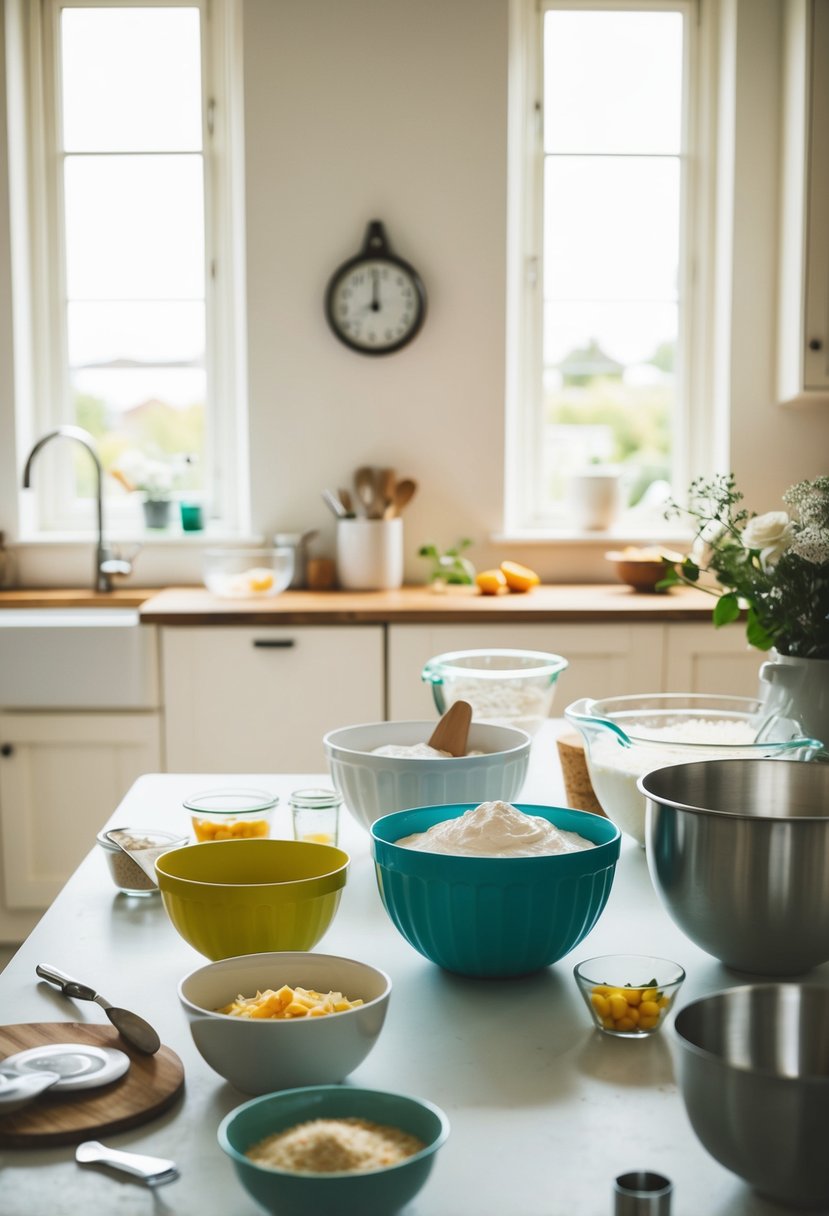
[371,269,380,312]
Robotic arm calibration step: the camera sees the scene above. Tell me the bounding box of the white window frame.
[505,0,720,537]
[10,0,248,538]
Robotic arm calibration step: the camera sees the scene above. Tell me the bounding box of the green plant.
[417,538,476,585]
[662,474,829,658]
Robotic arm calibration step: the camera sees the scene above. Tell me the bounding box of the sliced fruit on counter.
[475,568,508,595]
[500,561,540,592]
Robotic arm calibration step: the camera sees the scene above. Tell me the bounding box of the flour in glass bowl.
[444,680,552,734]
[587,718,760,847]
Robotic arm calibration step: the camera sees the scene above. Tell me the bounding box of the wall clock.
[325,220,427,355]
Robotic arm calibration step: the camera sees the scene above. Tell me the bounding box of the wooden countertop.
[0,587,157,609]
[136,583,720,625]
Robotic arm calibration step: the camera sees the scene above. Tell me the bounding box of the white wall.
[1,0,827,589]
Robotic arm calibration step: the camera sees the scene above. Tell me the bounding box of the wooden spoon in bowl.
[427,700,472,757]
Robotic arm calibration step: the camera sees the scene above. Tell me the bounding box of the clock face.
[326,257,426,355]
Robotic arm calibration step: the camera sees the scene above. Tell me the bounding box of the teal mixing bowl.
[371,803,621,978]
[218,1085,449,1216]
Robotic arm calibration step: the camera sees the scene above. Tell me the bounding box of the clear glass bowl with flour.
[422,649,569,735]
[564,694,823,848]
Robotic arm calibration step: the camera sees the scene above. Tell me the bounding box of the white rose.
[742,511,793,569]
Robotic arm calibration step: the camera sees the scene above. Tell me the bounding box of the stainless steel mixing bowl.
[640,758,829,975]
[674,984,829,1209]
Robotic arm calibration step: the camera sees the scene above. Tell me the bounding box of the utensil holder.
[336,518,403,590]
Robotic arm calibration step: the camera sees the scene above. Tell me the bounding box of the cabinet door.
[162,626,384,772]
[663,625,763,696]
[388,623,664,720]
[0,712,162,911]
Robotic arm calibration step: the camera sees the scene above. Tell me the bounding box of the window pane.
[64,155,205,299]
[544,10,683,154]
[67,302,205,368]
[542,301,677,509]
[61,7,203,153]
[543,156,680,302]
[70,366,206,489]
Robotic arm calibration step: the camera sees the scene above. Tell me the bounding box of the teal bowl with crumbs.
[371,803,621,978]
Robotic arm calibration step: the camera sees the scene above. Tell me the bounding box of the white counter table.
[0,723,823,1216]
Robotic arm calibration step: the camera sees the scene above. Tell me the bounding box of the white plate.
[1,1042,130,1091]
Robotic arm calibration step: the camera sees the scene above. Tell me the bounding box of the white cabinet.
[161,625,385,773]
[388,622,664,719]
[389,621,764,719]
[0,711,162,931]
[663,624,764,695]
[778,0,829,403]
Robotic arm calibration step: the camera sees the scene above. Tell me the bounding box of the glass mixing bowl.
[564,693,823,847]
[421,649,569,735]
[203,548,294,598]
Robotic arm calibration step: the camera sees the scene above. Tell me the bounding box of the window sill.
[492,525,693,548]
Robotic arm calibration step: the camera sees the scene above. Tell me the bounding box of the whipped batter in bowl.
[396,800,595,857]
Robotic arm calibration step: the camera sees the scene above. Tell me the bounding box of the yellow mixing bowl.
[155,838,350,960]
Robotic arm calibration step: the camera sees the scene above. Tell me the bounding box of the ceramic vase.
[758,653,829,755]
[142,498,172,529]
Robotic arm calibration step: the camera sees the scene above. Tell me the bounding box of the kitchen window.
[9,0,247,535]
[506,0,708,535]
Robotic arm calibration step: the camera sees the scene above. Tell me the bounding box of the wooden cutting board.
[0,1023,185,1147]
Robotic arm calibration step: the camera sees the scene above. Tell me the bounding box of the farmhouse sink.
[0,609,159,709]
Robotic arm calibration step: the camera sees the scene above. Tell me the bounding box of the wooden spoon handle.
[427,700,473,757]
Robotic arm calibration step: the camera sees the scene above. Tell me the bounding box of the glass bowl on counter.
[421,649,569,735]
[185,787,279,842]
[574,954,685,1038]
[563,693,823,847]
[96,825,190,896]
[203,547,295,598]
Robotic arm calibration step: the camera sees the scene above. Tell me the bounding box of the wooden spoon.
[384,476,417,518]
[427,700,472,757]
[354,466,377,517]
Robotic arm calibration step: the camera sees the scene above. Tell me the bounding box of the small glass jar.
[290,788,342,847]
[184,788,278,842]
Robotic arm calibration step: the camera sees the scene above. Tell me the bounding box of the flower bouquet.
[662,474,829,659]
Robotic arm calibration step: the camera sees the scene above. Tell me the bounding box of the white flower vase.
[758,653,829,756]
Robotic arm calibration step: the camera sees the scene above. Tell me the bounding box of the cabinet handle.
[252,639,295,649]
[0,744,13,757]
[808,338,823,351]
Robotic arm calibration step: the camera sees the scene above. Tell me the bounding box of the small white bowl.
[323,720,532,832]
[178,951,391,1095]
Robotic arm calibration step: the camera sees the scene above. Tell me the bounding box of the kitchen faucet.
[22,425,136,592]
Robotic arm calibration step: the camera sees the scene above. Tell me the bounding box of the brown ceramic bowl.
[605,550,676,593]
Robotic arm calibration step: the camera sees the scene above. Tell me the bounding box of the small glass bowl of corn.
[573,954,685,1038]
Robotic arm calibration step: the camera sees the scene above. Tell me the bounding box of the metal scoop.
[76,1140,179,1187]
[36,964,161,1055]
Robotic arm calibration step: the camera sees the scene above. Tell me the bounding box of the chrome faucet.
[22,425,136,592]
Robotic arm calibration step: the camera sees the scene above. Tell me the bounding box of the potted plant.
[112,450,176,529]
[417,539,476,592]
[663,474,829,750]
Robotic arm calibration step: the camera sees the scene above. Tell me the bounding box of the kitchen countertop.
[137,583,721,625]
[0,722,811,1216]
[0,583,723,623]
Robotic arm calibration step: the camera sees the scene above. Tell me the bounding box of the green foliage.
[418,539,476,585]
[665,474,829,659]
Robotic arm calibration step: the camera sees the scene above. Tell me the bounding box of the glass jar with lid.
[184,787,278,842]
[289,788,342,846]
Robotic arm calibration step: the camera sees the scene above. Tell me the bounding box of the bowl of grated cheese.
[178,951,391,1094]
[218,1084,449,1216]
